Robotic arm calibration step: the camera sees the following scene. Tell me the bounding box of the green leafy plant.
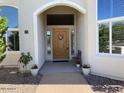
[0,17,8,63]
[31,64,38,69]
[18,52,33,72]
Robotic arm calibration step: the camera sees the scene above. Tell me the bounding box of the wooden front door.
[53,28,69,60]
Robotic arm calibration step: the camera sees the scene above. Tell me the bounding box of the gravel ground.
[85,74,124,93]
[0,68,42,93]
[0,68,42,84]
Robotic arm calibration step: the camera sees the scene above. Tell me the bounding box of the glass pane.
[71,30,75,55]
[98,0,124,20]
[113,0,124,18]
[47,14,74,25]
[7,31,19,51]
[112,21,124,54]
[98,0,111,20]
[46,31,51,55]
[0,6,18,28]
[99,23,110,53]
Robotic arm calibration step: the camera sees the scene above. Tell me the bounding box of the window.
[99,23,110,53]
[113,0,124,18]
[47,14,74,25]
[98,0,124,55]
[71,30,76,55]
[0,6,19,51]
[98,0,124,20]
[46,31,52,55]
[0,6,18,28]
[6,31,19,51]
[112,21,124,54]
[98,20,124,55]
[98,0,111,20]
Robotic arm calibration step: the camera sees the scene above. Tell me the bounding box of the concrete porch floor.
[35,61,94,93]
[39,61,81,74]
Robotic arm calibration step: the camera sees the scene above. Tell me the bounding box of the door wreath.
[58,33,64,40]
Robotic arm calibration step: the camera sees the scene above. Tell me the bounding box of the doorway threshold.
[53,59,70,62]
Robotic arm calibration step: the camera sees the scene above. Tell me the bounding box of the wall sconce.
[24,30,29,34]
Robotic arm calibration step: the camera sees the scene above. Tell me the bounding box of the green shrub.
[18,52,33,72]
[0,17,8,63]
[19,52,33,66]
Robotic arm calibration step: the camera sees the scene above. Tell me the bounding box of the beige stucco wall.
[37,14,46,68]
[76,12,88,64]
[1,52,20,67]
[87,0,124,80]
[43,6,77,14]
[0,0,18,7]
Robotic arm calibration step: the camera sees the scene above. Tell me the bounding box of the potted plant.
[18,52,33,73]
[31,64,38,76]
[82,64,91,76]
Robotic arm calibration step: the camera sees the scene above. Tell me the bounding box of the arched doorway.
[33,0,86,67]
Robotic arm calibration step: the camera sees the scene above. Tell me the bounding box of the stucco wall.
[1,52,20,67]
[43,6,77,14]
[76,12,88,64]
[37,14,46,68]
[0,0,18,7]
[87,0,124,80]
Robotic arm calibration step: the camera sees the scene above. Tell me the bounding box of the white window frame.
[0,5,19,54]
[97,16,124,57]
[96,0,124,57]
[5,28,20,54]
